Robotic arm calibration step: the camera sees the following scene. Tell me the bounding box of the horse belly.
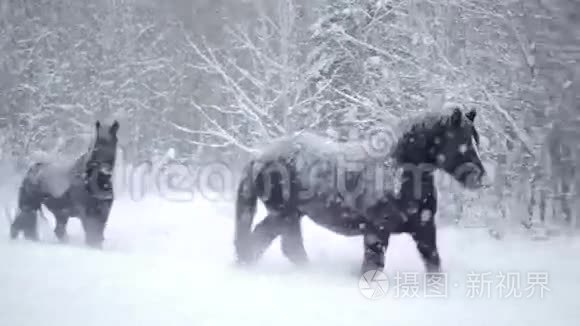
[43,196,79,217]
[38,168,73,199]
[299,202,366,236]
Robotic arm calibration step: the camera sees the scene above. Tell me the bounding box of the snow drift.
[0,193,578,326]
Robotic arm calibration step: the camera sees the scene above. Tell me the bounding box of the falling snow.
[0,1,578,325]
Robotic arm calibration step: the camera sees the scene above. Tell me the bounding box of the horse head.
[392,106,488,190]
[432,107,487,189]
[85,120,119,199]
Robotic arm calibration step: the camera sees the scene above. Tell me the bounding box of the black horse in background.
[234,107,487,275]
[10,121,120,248]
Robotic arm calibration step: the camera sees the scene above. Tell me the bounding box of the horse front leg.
[411,222,441,273]
[360,232,389,275]
[82,199,112,249]
[10,208,39,241]
[53,213,69,243]
[81,216,105,249]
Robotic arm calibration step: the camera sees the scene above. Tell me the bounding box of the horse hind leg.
[244,211,307,264]
[11,166,46,241]
[241,213,284,264]
[11,193,42,241]
[10,208,39,241]
[280,213,308,266]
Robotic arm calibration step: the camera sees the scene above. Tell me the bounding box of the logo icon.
[361,126,398,158]
[359,269,389,299]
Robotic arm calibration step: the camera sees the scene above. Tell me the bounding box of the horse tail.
[10,162,45,239]
[17,162,45,204]
[234,160,260,262]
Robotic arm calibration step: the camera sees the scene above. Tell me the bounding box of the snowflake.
[421,209,432,222]
[367,56,381,66]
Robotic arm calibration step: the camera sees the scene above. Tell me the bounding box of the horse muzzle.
[99,165,113,176]
[455,163,488,189]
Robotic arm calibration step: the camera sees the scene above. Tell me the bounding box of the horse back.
[20,159,79,200]
[249,132,397,214]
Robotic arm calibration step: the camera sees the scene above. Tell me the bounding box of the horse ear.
[451,107,462,126]
[466,109,476,122]
[110,120,119,135]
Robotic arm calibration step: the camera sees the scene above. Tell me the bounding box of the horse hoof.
[234,257,255,267]
[233,260,248,269]
[23,233,39,242]
[289,256,309,267]
[295,260,310,269]
[425,264,442,274]
[86,241,103,250]
[55,229,68,241]
[359,265,385,278]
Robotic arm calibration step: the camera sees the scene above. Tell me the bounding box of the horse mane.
[253,104,474,167]
[67,132,98,179]
[388,104,477,161]
[394,105,462,139]
[256,130,393,163]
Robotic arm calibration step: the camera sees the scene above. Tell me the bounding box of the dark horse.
[10,121,119,248]
[234,107,486,275]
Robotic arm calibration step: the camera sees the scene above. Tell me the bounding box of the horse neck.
[391,129,440,168]
[70,152,88,176]
[389,117,446,203]
[72,146,106,180]
[391,139,437,203]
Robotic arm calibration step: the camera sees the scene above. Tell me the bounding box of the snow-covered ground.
[0,194,578,326]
